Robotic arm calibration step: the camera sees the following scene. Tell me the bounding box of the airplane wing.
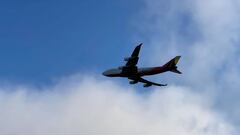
[125,43,142,67]
[137,77,167,87]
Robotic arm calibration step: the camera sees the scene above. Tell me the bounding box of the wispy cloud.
[138,0,240,129]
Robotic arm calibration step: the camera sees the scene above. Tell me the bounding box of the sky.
[0,0,142,84]
[0,0,240,135]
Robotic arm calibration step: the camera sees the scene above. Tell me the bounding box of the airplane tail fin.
[163,56,182,74]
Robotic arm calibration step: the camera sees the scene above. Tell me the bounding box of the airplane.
[102,43,182,87]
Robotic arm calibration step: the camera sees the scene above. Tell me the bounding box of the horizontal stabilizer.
[171,69,182,74]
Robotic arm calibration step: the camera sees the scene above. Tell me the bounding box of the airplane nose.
[102,71,108,76]
[102,69,116,77]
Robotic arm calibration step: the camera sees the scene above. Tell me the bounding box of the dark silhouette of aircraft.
[102,43,182,87]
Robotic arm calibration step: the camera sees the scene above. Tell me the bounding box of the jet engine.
[129,80,138,84]
[143,83,152,87]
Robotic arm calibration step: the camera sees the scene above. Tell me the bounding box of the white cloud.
[137,0,240,129]
[0,75,235,135]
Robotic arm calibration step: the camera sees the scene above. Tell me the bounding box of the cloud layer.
[0,76,235,135]
[137,0,240,128]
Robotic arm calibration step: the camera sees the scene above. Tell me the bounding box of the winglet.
[138,43,143,47]
[131,43,142,57]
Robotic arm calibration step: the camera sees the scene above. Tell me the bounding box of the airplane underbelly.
[138,67,165,76]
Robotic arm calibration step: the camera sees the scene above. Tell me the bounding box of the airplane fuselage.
[102,66,168,78]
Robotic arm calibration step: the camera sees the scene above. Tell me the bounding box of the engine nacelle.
[129,80,138,84]
[143,83,152,87]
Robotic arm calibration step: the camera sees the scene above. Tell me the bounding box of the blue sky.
[0,0,239,135]
[0,0,143,84]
